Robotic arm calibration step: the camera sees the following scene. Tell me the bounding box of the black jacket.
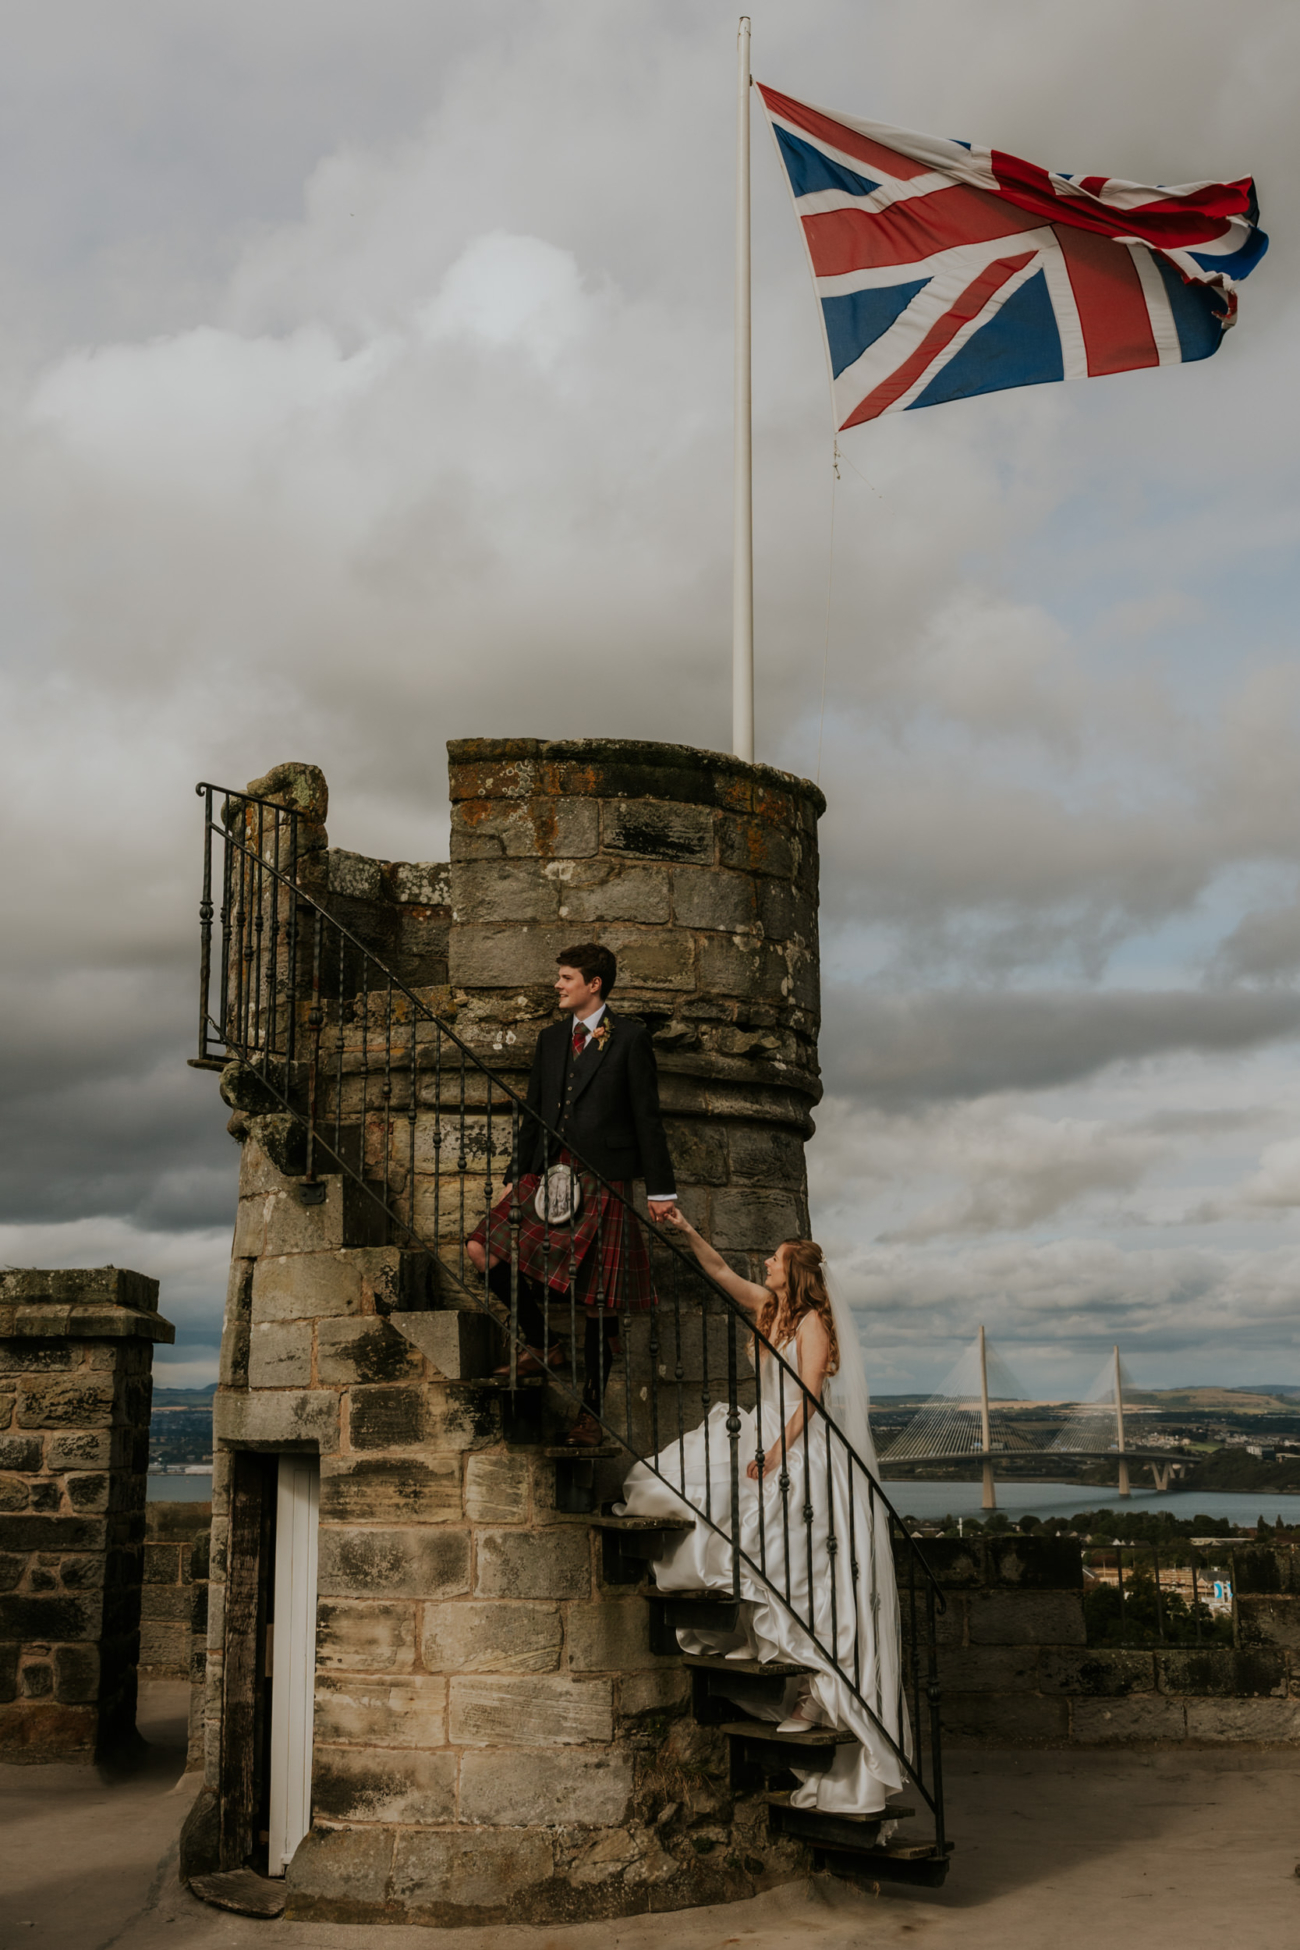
[513,1011,676,1193]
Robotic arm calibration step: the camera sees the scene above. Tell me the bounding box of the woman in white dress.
[619,1210,909,1817]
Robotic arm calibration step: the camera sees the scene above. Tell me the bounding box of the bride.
[618,1208,909,1817]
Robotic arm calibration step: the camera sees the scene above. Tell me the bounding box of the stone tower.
[191,737,827,1925]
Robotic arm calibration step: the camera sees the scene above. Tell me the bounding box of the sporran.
[534,1164,582,1227]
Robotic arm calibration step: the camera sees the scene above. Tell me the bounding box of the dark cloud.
[823,987,1300,1105]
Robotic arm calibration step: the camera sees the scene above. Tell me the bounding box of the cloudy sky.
[2,0,1298,1395]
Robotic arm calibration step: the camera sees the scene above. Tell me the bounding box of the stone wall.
[193,738,825,1923]
[915,1534,1300,1746]
[0,1269,174,1762]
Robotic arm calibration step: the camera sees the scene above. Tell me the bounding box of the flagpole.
[732,15,754,763]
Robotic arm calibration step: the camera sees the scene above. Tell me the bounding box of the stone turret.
[193,737,826,1925]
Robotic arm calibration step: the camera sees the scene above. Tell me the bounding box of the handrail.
[196,781,948,1835]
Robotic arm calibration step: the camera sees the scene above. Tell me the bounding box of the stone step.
[541,1445,625,1461]
[589,1514,694,1585]
[682,1653,812,1678]
[718,1716,855,1780]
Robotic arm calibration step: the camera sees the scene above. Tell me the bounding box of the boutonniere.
[591,1019,613,1051]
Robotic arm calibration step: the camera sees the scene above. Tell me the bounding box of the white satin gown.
[618,1329,909,1815]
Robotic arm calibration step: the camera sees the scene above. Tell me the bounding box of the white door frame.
[267,1453,320,1876]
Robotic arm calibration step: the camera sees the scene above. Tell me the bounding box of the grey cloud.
[823,986,1300,1104]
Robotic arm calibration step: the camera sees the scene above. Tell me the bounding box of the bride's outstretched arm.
[657,1206,768,1313]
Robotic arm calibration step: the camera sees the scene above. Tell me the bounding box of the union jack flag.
[758,86,1267,429]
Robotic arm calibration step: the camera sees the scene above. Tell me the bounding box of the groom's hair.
[557,942,617,998]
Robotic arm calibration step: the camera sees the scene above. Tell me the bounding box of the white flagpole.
[732,15,754,763]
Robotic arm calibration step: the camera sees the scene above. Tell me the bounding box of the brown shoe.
[493,1345,563,1378]
[565,1411,605,1447]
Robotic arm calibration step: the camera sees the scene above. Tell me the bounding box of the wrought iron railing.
[1082,1542,1245,1648]
[195,781,949,1850]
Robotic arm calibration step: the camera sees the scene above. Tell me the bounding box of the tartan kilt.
[467,1167,655,1312]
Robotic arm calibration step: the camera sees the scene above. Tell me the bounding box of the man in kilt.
[467,942,677,1445]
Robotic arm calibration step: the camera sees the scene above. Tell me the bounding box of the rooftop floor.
[2,1687,1297,1950]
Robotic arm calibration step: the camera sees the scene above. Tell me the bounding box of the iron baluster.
[456,1047,467,1285]
[926,1576,946,1855]
[408,999,418,1245]
[433,1028,442,1256]
[647,1235,661,1464]
[803,1376,815,1637]
[286,808,298,1064]
[197,787,214,1059]
[267,805,282,1058]
[700,1285,712,1526]
[726,1308,742,1601]
[507,1108,522,1386]
[334,930,345,1164]
[359,957,369,1214]
[753,1324,766,1577]
[252,800,265,1051]
[382,979,394,1243]
[217,805,233,1049]
[825,1404,839,1666]
[303,908,323,1192]
[1192,1554,1202,1644]
[671,1250,686,1497]
[846,1456,859,1692]
[1152,1548,1165,1643]
[1116,1547,1125,1643]
[777,1360,791,1605]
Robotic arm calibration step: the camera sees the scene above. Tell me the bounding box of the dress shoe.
[565,1411,605,1447]
[493,1345,563,1377]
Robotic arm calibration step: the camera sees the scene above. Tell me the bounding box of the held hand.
[746,1445,781,1483]
[647,1200,678,1223]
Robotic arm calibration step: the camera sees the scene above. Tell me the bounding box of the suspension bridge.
[878,1328,1187,1510]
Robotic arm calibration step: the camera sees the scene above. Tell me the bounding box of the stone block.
[252,1251,375,1323]
[315,1600,416,1672]
[16,1373,116,1430]
[670,867,756,932]
[940,1692,1069,1744]
[460,1748,634,1827]
[935,1645,1039,1694]
[755,877,817,943]
[0,1700,98,1762]
[599,928,695,992]
[451,795,600,862]
[53,1643,100,1703]
[464,1452,529,1523]
[212,1388,338,1453]
[601,801,714,864]
[565,1597,673,1672]
[1038,1649,1157,1697]
[312,1744,457,1823]
[724,1124,807,1189]
[420,1601,561,1675]
[139,1621,191,1671]
[708,1188,806,1253]
[0,1513,106,1553]
[232,1195,268,1258]
[966,1590,1086,1646]
[390,1829,553,1918]
[315,1673,447,1748]
[1156,1648,1287,1697]
[663,1119,728,1186]
[718,813,796,880]
[1238,1595,1300,1652]
[284,1824,395,1917]
[1183,1696,1300,1742]
[347,1386,435,1451]
[389,1310,494,1382]
[0,1593,97,1640]
[618,1667,692,1716]
[449,925,576,990]
[219,1320,250,1388]
[552,862,671,927]
[0,1436,42,1471]
[1072,1696,1188,1742]
[318,1527,470,1601]
[449,1674,613,1746]
[392,860,452,903]
[695,934,787,1001]
[329,847,384,900]
[316,1318,424,1386]
[451,860,560,925]
[65,1473,111,1514]
[474,1526,590,1601]
[248,1320,313,1389]
[319,1456,462,1527]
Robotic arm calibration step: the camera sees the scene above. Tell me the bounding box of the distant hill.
[1125,1386,1299,1413]
[152,1383,218,1410]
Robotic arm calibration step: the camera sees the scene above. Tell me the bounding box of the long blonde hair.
[754,1239,840,1374]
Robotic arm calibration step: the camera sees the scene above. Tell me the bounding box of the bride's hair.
[754,1239,840,1374]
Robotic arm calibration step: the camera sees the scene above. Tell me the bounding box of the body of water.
[879,1479,1300,1529]
[147,1473,213,1503]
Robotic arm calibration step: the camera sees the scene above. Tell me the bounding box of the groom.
[466,942,677,1444]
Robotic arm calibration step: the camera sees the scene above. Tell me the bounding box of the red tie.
[572,1022,590,1057]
